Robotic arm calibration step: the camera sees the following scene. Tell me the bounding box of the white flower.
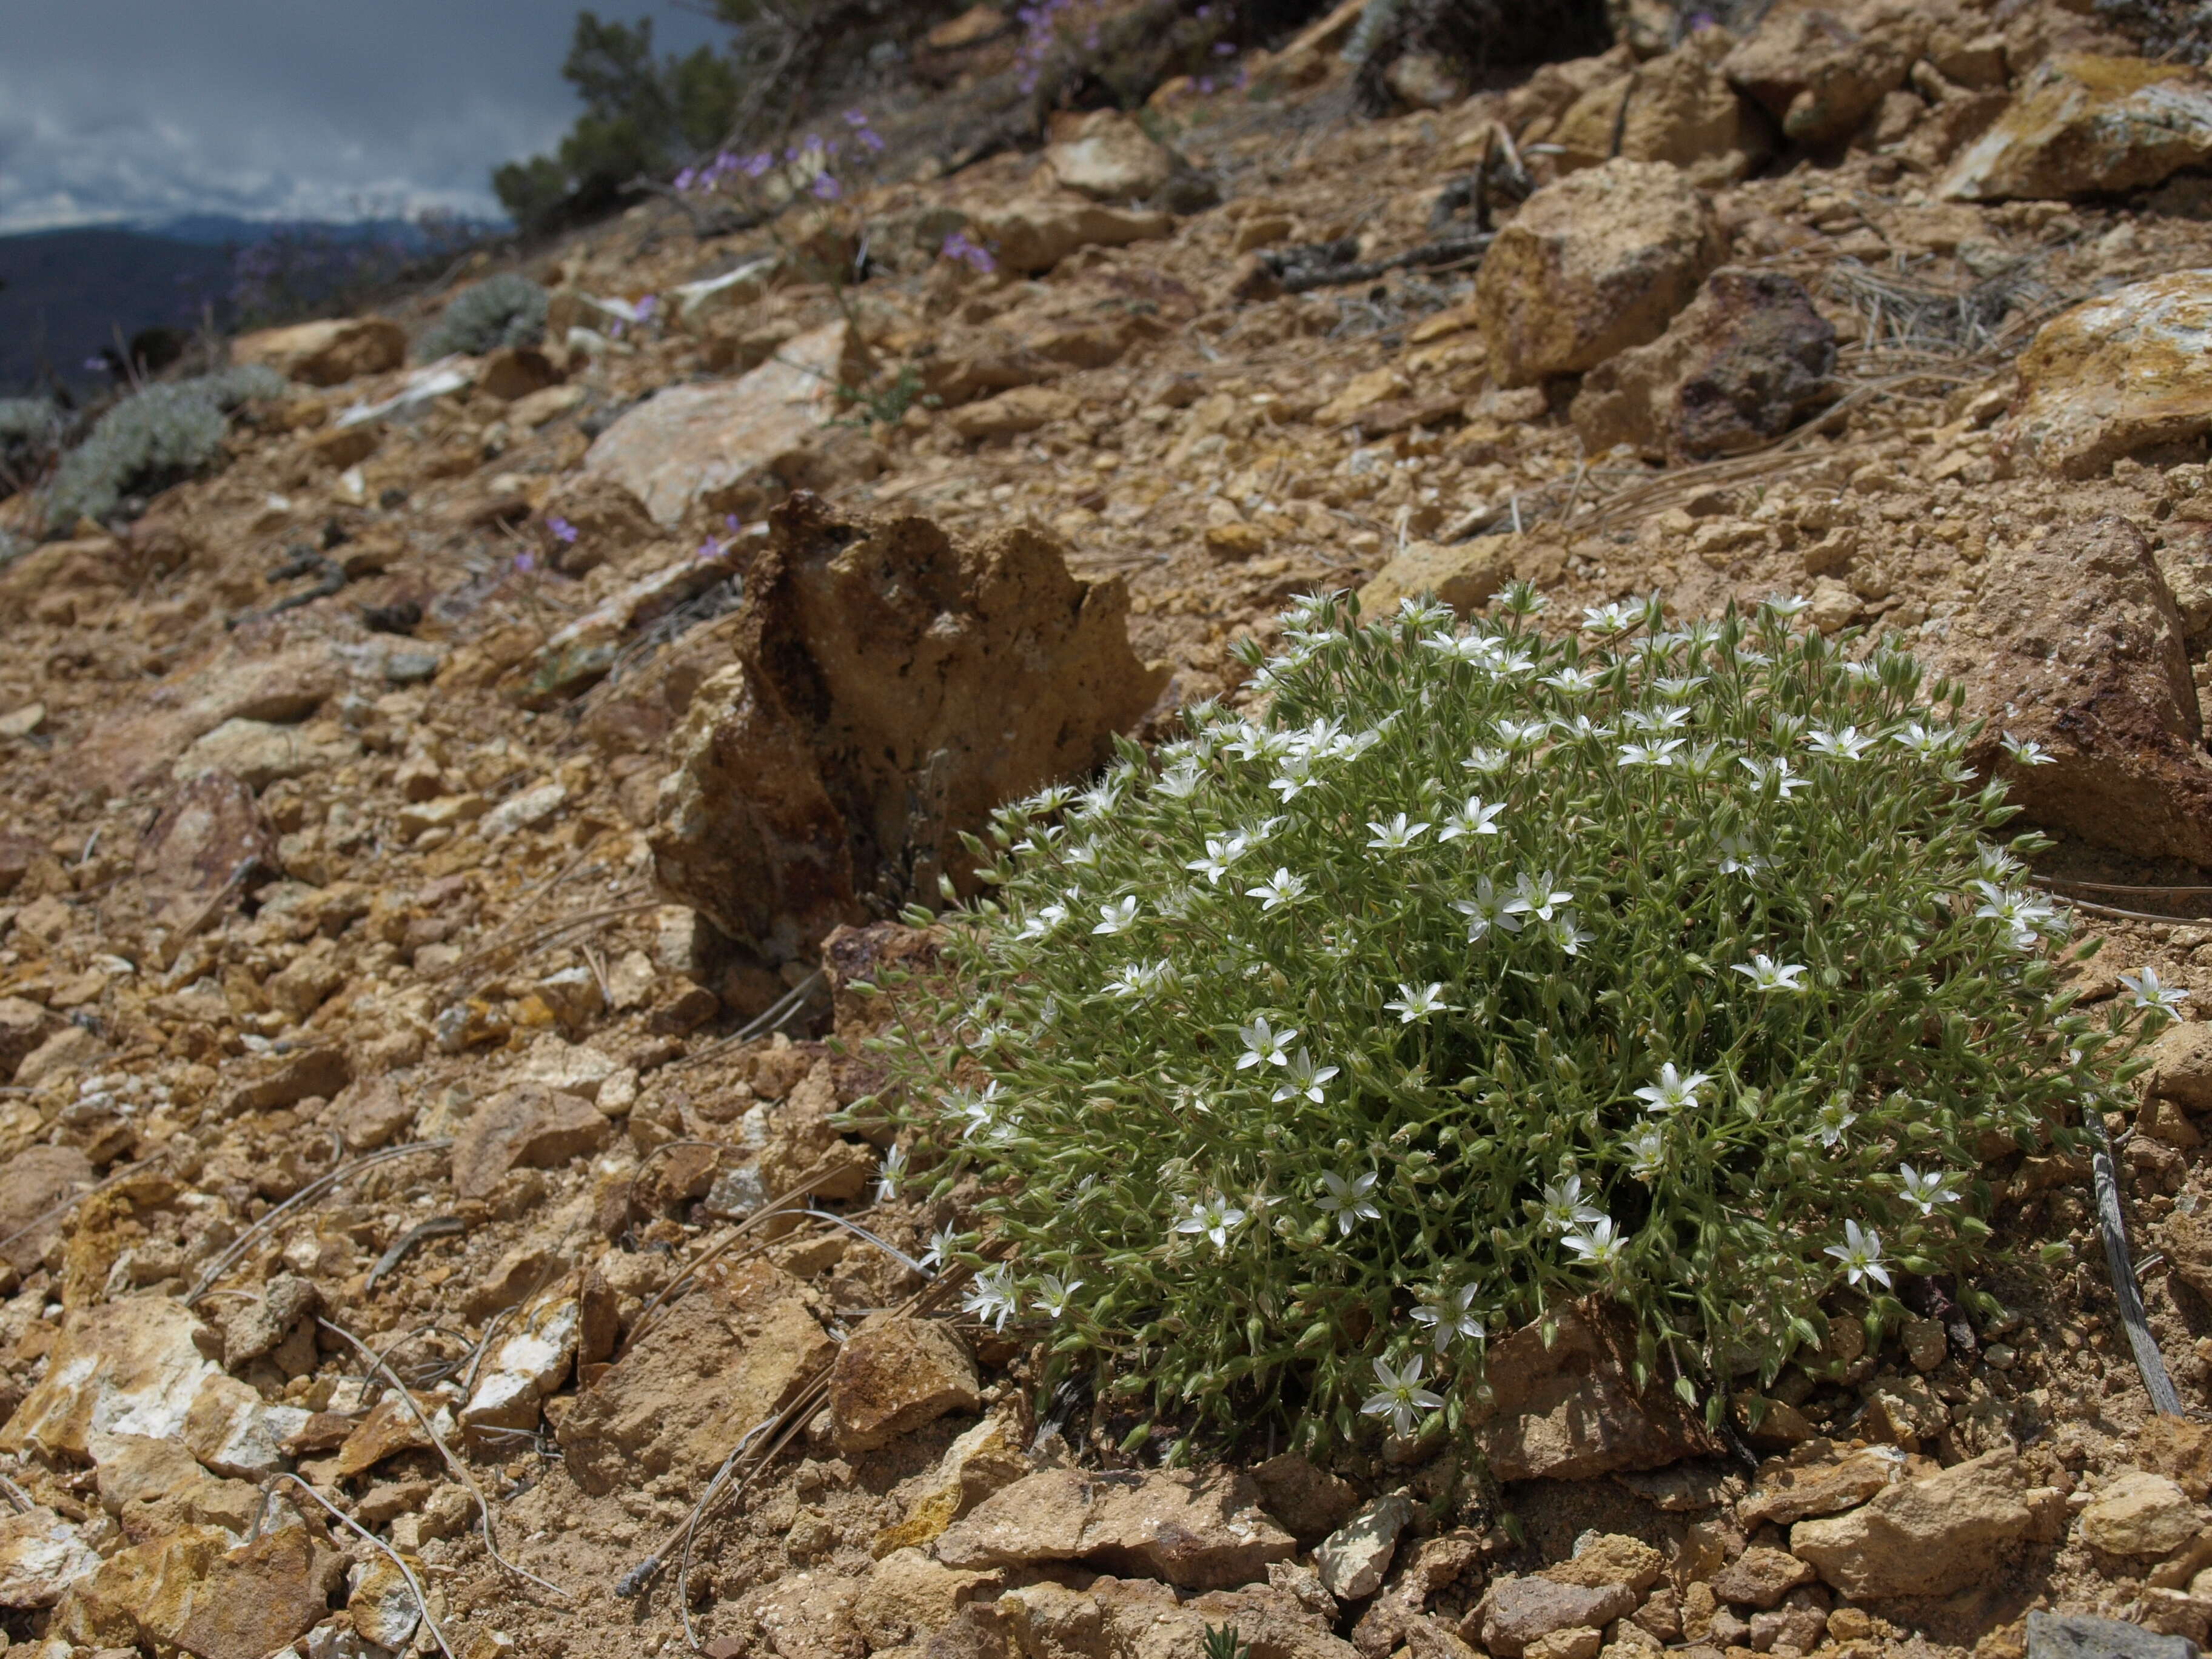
[874,1145,910,1203]
[1269,760,1317,802]
[1505,870,1572,923]
[1033,1273,1084,1321]
[1739,756,1809,797]
[1491,648,1538,678]
[1021,783,1074,816]
[2000,731,2056,767]
[1555,714,1614,742]
[1463,744,1512,776]
[1582,600,1640,635]
[1238,1016,1296,1070]
[1438,796,1504,841]
[1398,596,1456,630]
[2122,968,2191,1017]
[1093,896,1139,936]
[1541,665,1605,695]
[1361,1353,1444,1437]
[1173,1195,1247,1250]
[1824,1220,1891,1289]
[1017,900,1071,941]
[1717,834,1767,875]
[1411,1284,1486,1355]
[1546,910,1592,956]
[944,1082,1003,1139]
[1618,737,1687,769]
[1813,1096,1857,1148]
[1633,1062,1712,1114]
[1898,1164,1959,1217]
[1156,761,1205,799]
[1247,867,1308,911]
[1681,742,1731,780]
[1077,776,1125,817]
[1453,876,1524,942]
[1894,722,1960,758]
[1185,835,1244,885]
[1971,880,2059,950]
[1386,982,1456,1023]
[1763,593,1812,619]
[1227,723,1290,763]
[1423,630,1501,666]
[1733,954,1809,992]
[963,1265,1018,1332]
[1366,813,1430,853]
[1655,675,1708,699]
[1106,960,1176,998]
[1624,1125,1666,1178]
[1273,1048,1340,1104]
[1495,717,1550,751]
[1315,1169,1380,1235]
[1540,1174,1606,1235]
[920,1224,960,1271]
[1805,725,1874,760]
[1564,1216,1626,1265]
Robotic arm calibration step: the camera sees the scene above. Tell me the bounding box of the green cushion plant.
[864,587,2170,1458]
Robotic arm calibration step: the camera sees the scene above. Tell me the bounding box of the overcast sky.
[0,1,725,233]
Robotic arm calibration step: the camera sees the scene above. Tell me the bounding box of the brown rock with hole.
[1570,269,1835,463]
[1464,1296,1724,1481]
[831,1313,980,1454]
[1931,516,2212,868]
[652,494,1165,963]
[1475,158,1724,387]
[450,1084,609,1199]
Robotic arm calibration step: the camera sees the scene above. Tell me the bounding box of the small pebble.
[1984,1344,2016,1371]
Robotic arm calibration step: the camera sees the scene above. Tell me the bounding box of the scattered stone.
[853,1547,997,1652]
[333,1390,454,1478]
[2079,1472,2200,1557]
[871,1409,1033,1555]
[946,384,1079,442]
[0,1296,227,1457]
[1789,1447,2038,1598]
[965,199,1173,276]
[1250,1452,1362,1544]
[1480,1575,1641,1657]
[933,1466,1296,1589]
[830,1313,980,1454]
[1465,1296,1724,1480]
[1942,58,2212,204]
[1723,2,1923,146]
[1737,1443,1908,1528]
[1045,109,1178,202]
[1359,537,1517,617]
[1316,1490,1415,1600]
[1709,1546,1815,1608]
[2005,272,2212,480]
[460,1297,580,1438]
[1553,39,1763,184]
[582,321,868,525]
[1544,1534,1663,1594]
[2139,1418,2212,1503]
[0,1143,92,1271]
[0,1506,101,1607]
[216,1273,320,1368]
[481,779,568,839]
[136,770,278,934]
[232,317,407,386]
[2028,1609,2200,1659]
[223,1044,352,1114]
[1934,516,2212,868]
[450,1085,609,1199]
[14,1024,102,1090]
[331,1075,414,1152]
[1570,269,1835,463]
[651,495,1164,962]
[349,1553,423,1650]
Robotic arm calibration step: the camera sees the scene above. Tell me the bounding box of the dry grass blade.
[666,970,828,1073]
[1823,256,2057,361]
[617,1165,843,1358]
[426,900,661,984]
[184,1141,453,1305]
[264,1473,460,1659]
[0,1469,33,1513]
[317,1315,571,1600]
[0,1155,163,1262]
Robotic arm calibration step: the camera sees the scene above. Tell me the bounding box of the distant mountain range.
[0,216,494,398]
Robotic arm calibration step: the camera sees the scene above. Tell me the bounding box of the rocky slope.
[12,2,2212,1657]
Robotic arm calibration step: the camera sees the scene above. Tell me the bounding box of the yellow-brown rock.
[1942,57,2212,203]
[2003,272,2212,479]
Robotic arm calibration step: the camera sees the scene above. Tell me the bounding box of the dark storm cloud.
[0,0,723,231]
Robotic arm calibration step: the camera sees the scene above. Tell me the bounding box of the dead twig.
[316,1316,572,1600]
[2084,1104,2184,1416]
[264,1473,459,1659]
[617,1167,842,1358]
[365,1215,468,1293]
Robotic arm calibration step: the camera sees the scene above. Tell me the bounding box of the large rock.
[0,1507,101,1607]
[1737,1443,1908,1528]
[1571,269,1835,462]
[933,1466,1296,1589]
[967,199,1174,276]
[172,718,355,790]
[53,1521,339,1659]
[2029,1610,2201,1659]
[2078,1472,2200,1557]
[1932,516,2212,868]
[1941,57,2212,204]
[1474,159,1724,387]
[450,1084,610,1199]
[1789,1448,2039,1598]
[1360,537,1517,618]
[2147,1022,2212,1114]
[1464,1296,1724,1481]
[581,320,868,525]
[1045,109,1178,201]
[460,1296,580,1438]
[870,1409,1033,1555]
[1479,1575,1641,1657]
[0,1143,92,1270]
[232,317,407,386]
[1552,41,1765,184]
[90,1431,261,1543]
[651,495,1165,962]
[0,1296,223,1458]
[1723,1,1925,146]
[558,1282,834,1494]
[79,645,340,794]
[1000,1577,1359,1659]
[830,1313,980,1454]
[1316,1490,1415,1601]
[135,769,280,934]
[2003,272,2212,480]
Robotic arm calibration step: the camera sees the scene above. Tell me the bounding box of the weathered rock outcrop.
[2003,272,2212,480]
[651,494,1165,961]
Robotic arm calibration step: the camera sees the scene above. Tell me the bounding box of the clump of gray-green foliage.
[0,396,61,484]
[43,367,283,529]
[418,273,548,360]
[867,589,2170,1460]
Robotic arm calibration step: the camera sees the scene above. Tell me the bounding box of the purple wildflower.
[547,516,579,545]
[515,551,538,575]
[1213,39,1236,55]
[811,173,842,201]
[742,152,774,179]
[634,294,658,322]
[674,167,697,192]
[843,108,871,127]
